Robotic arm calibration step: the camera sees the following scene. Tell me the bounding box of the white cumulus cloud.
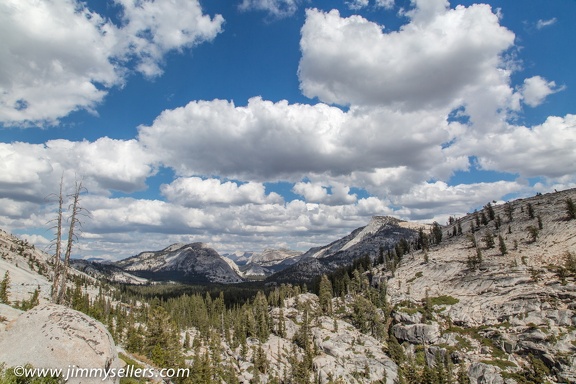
[161,177,283,207]
[0,138,156,212]
[137,97,467,191]
[473,114,576,178]
[0,0,118,126]
[0,0,224,126]
[298,4,517,131]
[292,181,357,205]
[115,0,224,77]
[521,76,563,107]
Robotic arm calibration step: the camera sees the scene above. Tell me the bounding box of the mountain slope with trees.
[0,188,575,383]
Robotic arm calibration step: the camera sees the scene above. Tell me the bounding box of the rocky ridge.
[380,189,576,383]
[270,215,421,282]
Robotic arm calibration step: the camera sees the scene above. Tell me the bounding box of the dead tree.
[50,177,87,305]
[50,176,65,303]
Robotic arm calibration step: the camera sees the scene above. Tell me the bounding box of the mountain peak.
[162,243,187,252]
[115,242,242,284]
[369,215,400,224]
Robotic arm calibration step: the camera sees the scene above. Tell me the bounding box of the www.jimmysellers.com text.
[13,364,191,381]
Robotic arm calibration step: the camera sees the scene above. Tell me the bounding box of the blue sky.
[1,0,575,260]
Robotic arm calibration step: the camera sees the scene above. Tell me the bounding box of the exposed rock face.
[114,242,243,284]
[0,303,121,384]
[381,188,576,383]
[467,362,504,384]
[270,216,420,282]
[249,248,302,267]
[311,316,398,383]
[392,323,441,344]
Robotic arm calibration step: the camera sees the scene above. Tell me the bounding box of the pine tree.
[564,251,576,275]
[29,287,40,308]
[277,308,286,338]
[403,356,420,384]
[480,212,488,226]
[418,227,430,251]
[537,215,543,230]
[466,234,476,249]
[527,226,539,243]
[126,322,143,353]
[423,289,433,322]
[467,247,482,270]
[294,306,311,350]
[527,203,535,219]
[20,287,40,310]
[432,222,443,245]
[387,335,405,365]
[252,342,269,376]
[566,197,576,220]
[318,274,333,315]
[144,306,183,367]
[498,235,507,255]
[0,271,10,304]
[56,179,86,305]
[253,291,270,342]
[376,246,385,265]
[485,202,495,221]
[504,202,514,222]
[482,230,495,249]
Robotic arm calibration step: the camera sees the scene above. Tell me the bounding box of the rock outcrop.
[0,304,122,383]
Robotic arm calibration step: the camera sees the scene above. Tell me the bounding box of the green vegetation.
[0,271,10,304]
[566,197,576,220]
[527,226,539,243]
[482,230,495,249]
[429,295,459,306]
[481,359,517,370]
[406,271,423,283]
[0,364,62,384]
[118,354,147,384]
[498,235,507,255]
[526,203,535,219]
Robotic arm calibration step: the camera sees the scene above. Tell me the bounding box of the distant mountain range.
[71,216,425,285]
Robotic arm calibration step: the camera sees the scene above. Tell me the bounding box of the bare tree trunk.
[51,176,64,303]
[56,179,83,305]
